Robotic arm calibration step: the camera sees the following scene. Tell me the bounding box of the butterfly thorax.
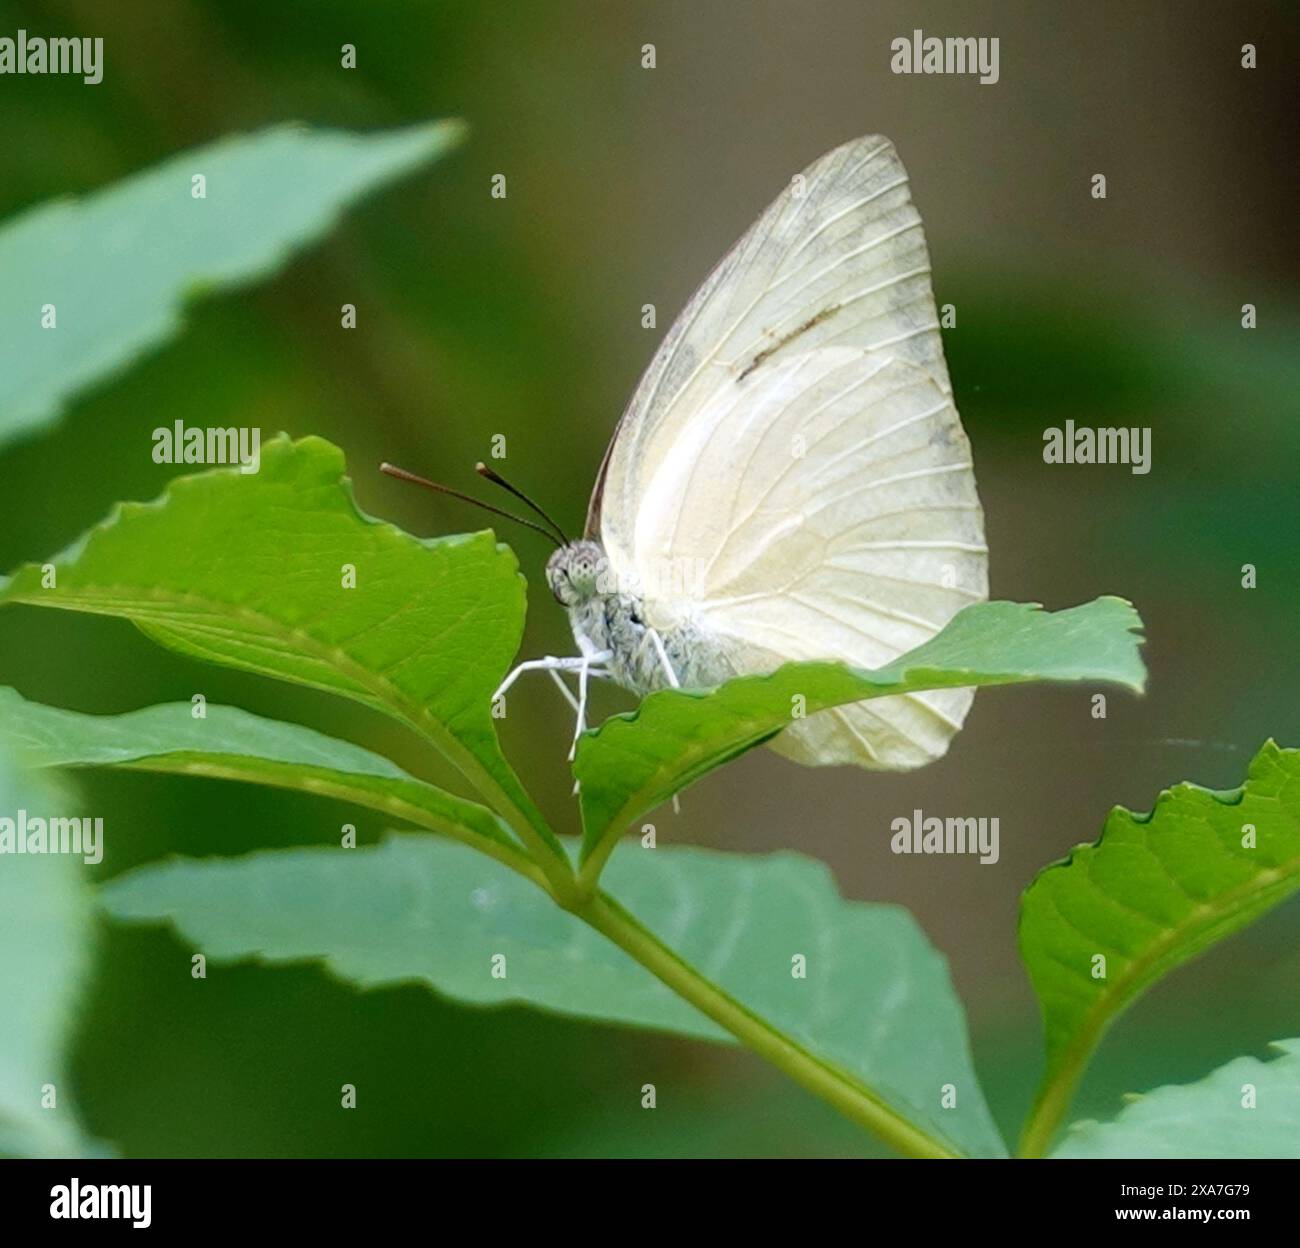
[546,540,723,694]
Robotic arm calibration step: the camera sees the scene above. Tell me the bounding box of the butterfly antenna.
[475,462,570,546]
[380,462,563,548]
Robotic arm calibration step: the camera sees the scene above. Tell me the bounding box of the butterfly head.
[546,540,607,607]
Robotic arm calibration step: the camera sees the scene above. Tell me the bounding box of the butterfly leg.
[646,628,681,689]
[568,646,614,762]
[493,651,615,777]
[492,654,590,704]
[643,630,682,812]
[547,667,580,713]
[567,663,591,763]
[562,662,628,793]
[545,663,615,712]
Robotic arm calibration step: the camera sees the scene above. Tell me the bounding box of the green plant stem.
[466,765,579,904]
[430,734,579,905]
[571,889,961,1159]
[1018,1073,1079,1159]
[111,756,555,893]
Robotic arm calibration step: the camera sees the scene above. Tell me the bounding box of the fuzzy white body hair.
[565,572,731,695]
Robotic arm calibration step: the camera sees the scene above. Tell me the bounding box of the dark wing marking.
[736,303,842,382]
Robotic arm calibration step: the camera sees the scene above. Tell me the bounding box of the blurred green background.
[0,0,1296,1156]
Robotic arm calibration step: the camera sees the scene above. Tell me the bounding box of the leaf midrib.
[109,754,541,881]
[5,581,535,828]
[1044,846,1300,1095]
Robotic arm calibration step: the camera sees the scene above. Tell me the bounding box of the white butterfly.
[495,135,988,768]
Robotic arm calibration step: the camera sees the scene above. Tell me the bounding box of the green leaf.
[1019,742,1300,1155]
[0,120,465,448]
[576,597,1146,879]
[0,687,527,869]
[100,835,1007,1158]
[0,752,103,1157]
[0,436,556,858]
[1052,1039,1300,1159]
